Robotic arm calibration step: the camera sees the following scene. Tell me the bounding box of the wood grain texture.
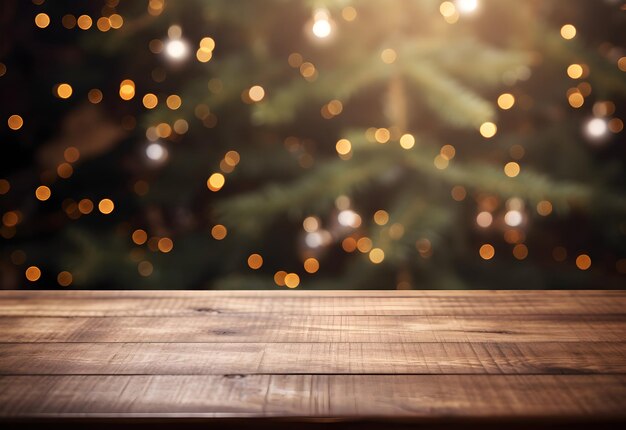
[1,290,624,316]
[1,342,625,375]
[0,290,625,425]
[1,375,625,417]
[1,314,624,343]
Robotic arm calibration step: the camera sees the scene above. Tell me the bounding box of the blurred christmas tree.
[1,0,625,289]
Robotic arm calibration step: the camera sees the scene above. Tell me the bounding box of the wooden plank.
[1,342,625,375]
[3,290,624,299]
[1,292,624,316]
[1,375,625,417]
[0,314,624,343]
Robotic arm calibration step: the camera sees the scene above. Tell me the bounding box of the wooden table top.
[0,290,625,428]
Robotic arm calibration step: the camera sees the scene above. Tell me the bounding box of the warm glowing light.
[342,6,357,21]
[55,83,73,99]
[57,163,73,178]
[374,128,390,143]
[357,237,373,253]
[25,266,41,282]
[433,155,449,170]
[119,79,135,100]
[62,14,76,29]
[567,64,583,79]
[207,173,225,191]
[312,9,332,39]
[166,94,182,110]
[77,15,93,30]
[274,271,288,286]
[97,17,111,32]
[455,0,478,14]
[77,199,93,214]
[479,122,497,138]
[479,244,495,260]
[143,93,158,109]
[451,185,466,201]
[304,257,319,273]
[585,117,608,139]
[8,115,23,130]
[536,200,553,216]
[284,273,300,288]
[497,93,515,110]
[165,39,189,60]
[575,254,591,270]
[476,211,492,228]
[248,85,265,102]
[504,162,520,177]
[303,216,319,233]
[57,271,73,286]
[88,89,103,104]
[132,229,148,245]
[342,237,357,252]
[440,2,456,17]
[399,134,415,149]
[504,210,523,227]
[138,261,153,276]
[369,248,385,264]
[109,14,123,29]
[335,138,352,155]
[211,224,227,240]
[560,24,576,40]
[381,48,397,64]
[35,186,51,201]
[64,147,80,163]
[374,210,389,226]
[35,13,50,28]
[338,210,361,228]
[440,144,455,160]
[158,237,174,253]
[247,253,263,269]
[513,244,528,260]
[568,92,584,108]
[146,142,167,162]
[0,179,10,195]
[98,198,114,214]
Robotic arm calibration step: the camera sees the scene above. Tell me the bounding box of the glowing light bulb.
[585,117,608,140]
[338,209,361,228]
[455,0,478,13]
[146,142,167,162]
[504,210,523,227]
[311,9,332,39]
[165,39,189,61]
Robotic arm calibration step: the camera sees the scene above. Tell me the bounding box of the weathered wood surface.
[0,290,625,427]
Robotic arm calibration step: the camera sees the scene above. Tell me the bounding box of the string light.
[338,209,361,228]
[455,0,478,14]
[165,26,189,61]
[584,117,608,140]
[311,9,333,39]
[146,142,168,163]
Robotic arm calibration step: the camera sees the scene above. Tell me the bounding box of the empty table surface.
[0,290,625,428]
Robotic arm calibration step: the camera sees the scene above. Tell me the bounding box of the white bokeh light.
[165,39,189,61]
[312,19,331,38]
[504,210,523,227]
[456,0,478,13]
[146,142,167,162]
[585,117,608,140]
[338,210,361,228]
